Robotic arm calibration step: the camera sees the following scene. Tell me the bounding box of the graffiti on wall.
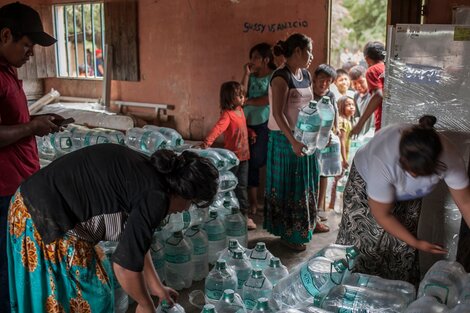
[243,20,308,33]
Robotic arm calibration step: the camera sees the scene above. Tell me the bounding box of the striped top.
[21,144,169,272]
[268,65,313,131]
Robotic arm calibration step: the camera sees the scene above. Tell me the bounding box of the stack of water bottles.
[125,125,184,155]
[36,124,126,161]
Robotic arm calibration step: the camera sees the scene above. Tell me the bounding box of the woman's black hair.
[273,33,312,58]
[399,115,447,176]
[249,42,277,70]
[150,149,219,208]
[363,41,385,61]
[219,81,244,111]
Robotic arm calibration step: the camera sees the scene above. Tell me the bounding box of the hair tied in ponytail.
[150,149,178,175]
[418,115,437,129]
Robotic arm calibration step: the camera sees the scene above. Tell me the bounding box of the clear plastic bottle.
[160,207,208,233]
[294,100,320,155]
[164,231,194,290]
[418,260,467,307]
[224,207,248,248]
[151,230,166,283]
[214,289,247,313]
[251,297,274,313]
[218,171,239,193]
[204,211,227,264]
[205,260,238,305]
[342,272,416,305]
[218,239,248,262]
[186,148,226,171]
[125,127,168,155]
[317,134,342,177]
[312,244,359,270]
[156,300,186,313]
[185,225,209,281]
[227,249,253,294]
[36,135,57,160]
[315,284,408,312]
[49,130,74,154]
[210,191,239,218]
[334,172,348,215]
[71,127,110,149]
[458,274,470,304]
[316,96,335,150]
[448,303,470,313]
[201,304,218,313]
[270,257,347,309]
[210,148,240,171]
[263,257,289,286]
[404,295,448,313]
[144,125,184,147]
[101,128,125,145]
[248,242,272,270]
[242,269,273,310]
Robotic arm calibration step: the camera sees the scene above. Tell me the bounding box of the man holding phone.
[0,3,60,312]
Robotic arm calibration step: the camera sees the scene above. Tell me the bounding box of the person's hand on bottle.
[414,240,447,254]
[135,303,156,313]
[152,285,179,306]
[291,140,307,157]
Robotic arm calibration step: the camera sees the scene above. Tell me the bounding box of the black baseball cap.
[0,2,56,46]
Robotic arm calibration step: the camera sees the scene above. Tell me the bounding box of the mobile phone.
[54,117,75,126]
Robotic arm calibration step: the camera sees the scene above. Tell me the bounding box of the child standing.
[241,43,276,220]
[328,95,356,210]
[201,81,256,229]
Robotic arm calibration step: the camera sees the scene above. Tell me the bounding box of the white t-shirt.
[354,124,469,203]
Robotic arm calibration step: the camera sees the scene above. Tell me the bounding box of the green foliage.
[343,0,387,47]
[62,3,103,40]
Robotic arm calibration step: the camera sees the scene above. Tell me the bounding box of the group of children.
[200,38,385,241]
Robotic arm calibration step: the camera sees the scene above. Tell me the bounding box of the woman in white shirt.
[336,115,470,284]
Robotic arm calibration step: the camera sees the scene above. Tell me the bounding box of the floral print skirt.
[264,131,319,244]
[7,191,114,313]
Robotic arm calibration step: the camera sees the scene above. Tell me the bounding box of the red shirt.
[203,106,252,161]
[366,62,385,130]
[0,62,39,196]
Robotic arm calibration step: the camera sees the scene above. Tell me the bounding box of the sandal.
[281,239,307,252]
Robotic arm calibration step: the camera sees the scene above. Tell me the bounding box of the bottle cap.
[223,289,235,302]
[209,211,218,218]
[255,297,269,309]
[232,249,244,259]
[216,260,227,270]
[269,257,281,268]
[255,242,266,251]
[252,269,263,277]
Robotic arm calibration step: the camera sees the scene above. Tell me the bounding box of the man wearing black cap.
[0,2,60,312]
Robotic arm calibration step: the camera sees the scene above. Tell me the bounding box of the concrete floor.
[128,209,342,312]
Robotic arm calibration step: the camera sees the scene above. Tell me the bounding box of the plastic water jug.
[49,130,74,154]
[248,242,272,270]
[164,231,194,290]
[263,257,289,286]
[36,136,57,160]
[211,148,240,171]
[312,244,358,270]
[242,269,273,310]
[160,207,208,233]
[316,96,335,150]
[144,125,184,147]
[185,225,209,281]
[151,230,166,282]
[125,127,168,155]
[318,134,342,177]
[204,211,227,264]
[294,100,320,155]
[214,289,247,313]
[218,171,239,192]
[217,239,248,262]
[334,173,348,215]
[210,191,240,218]
[186,148,226,171]
[227,249,253,294]
[201,304,218,313]
[205,260,238,304]
[404,295,448,313]
[71,127,110,149]
[251,297,274,313]
[156,300,185,313]
[224,207,248,247]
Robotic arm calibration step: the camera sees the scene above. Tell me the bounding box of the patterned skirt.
[264,131,319,244]
[336,163,422,285]
[7,191,114,313]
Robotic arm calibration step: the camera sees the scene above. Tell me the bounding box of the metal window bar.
[53,6,60,76]
[64,6,70,76]
[81,4,87,78]
[73,5,79,78]
[91,3,97,77]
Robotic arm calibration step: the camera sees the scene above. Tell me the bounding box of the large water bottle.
[101,128,125,145]
[204,211,227,264]
[185,225,209,281]
[217,239,248,262]
[151,230,166,282]
[312,244,359,270]
[318,134,342,177]
[342,272,416,305]
[418,260,467,308]
[242,269,273,310]
[156,300,186,313]
[71,127,110,149]
[210,148,240,171]
[201,304,218,313]
[164,231,194,290]
[224,207,248,248]
[160,207,209,233]
[404,295,448,313]
[36,135,57,160]
[458,274,470,304]
[334,172,348,215]
[270,257,347,309]
[215,289,247,313]
[98,241,128,313]
[218,171,238,193]
[252,298,274,313]
[186,148,226,171]
[294,100,320,155]
[210,191,239,218]
[316,96,335,150]
[314,284,408,312]
[144,125,184,147]
[227,249,253,294]
[248,242,272,270]
[205,260,238,305]
[48,130,74,154]
[125,127,168,155]
[448,303,470,313]
[263,257,289,286]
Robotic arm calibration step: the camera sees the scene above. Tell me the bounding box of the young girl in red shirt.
[201,81,257,229]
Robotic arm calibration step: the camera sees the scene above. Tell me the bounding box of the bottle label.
[297,122,320,132]
[153,258,164,269]
[321,119,333,128]
[244,277,267,289]
[208,232,225,241]
[249,251,268,261]
[423,283,450,305]
[59,137,72,150]
[165,254,191,264]
[194,245,207,255]
[226,227,247,237]
[357,275,370,287]
[339,288,358,313]
[300,263,320,296]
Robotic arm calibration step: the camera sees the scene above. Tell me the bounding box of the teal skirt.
[7,191,114,313]
[264,131,319,244]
